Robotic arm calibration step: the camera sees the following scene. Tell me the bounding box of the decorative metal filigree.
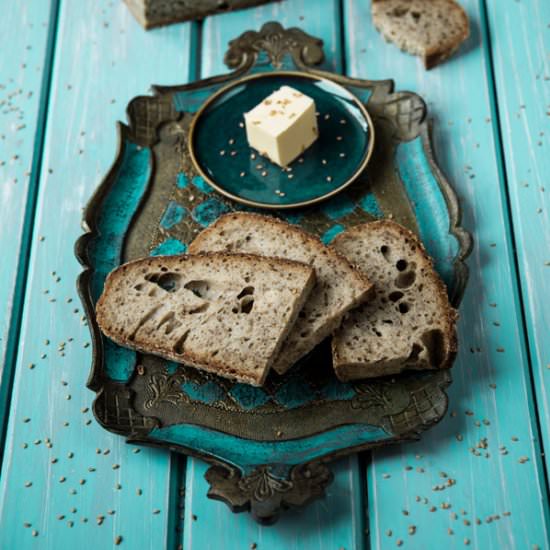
[224,21,324,70]
[206,462,332,523]
[143,371,188,410]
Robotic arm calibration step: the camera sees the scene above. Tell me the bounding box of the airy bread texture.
[371,0,470,69]
[188,213,373,375]
[331,220,457,381]
[96,253,315,386]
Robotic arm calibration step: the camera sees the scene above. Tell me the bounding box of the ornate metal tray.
[76,22,472,524]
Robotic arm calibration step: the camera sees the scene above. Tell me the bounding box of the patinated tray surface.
[76,22,472,523]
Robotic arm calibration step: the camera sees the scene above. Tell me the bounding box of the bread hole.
[382,319,394,325]
[300,330,310,338]
[240,296,254,314]
[148,288,159,297]
[173,330,190,355]
[396,270,416,289]
[183,279,210,298]
[187,303,209,314]
[237,286,254,299]
[145,272,182,293]
[160,266,168,272]
[134,283,144,292]
[380,245,391,262]
[406,343,423,363]
[421,329,445,368]
[389,291,404,302]
[398,302,410,314]
[211,350,219,357]
[390,6,409,17]
[396,259,408,271]
[244,275,251,283]
[372,328,383,337]
[411,11,421,22]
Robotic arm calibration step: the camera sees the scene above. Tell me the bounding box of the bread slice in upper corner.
[188,213,374,375]
[371,0,470,69]
[95,253,316,386]
[331,220,457,381]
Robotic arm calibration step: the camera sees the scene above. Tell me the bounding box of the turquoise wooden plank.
[485,0,550,475]
[183,2,370,547]
[0,1,196,548]
[344,0,550,548]
[0,0,58,437]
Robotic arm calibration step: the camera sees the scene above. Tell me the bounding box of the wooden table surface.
[1,0,549,548]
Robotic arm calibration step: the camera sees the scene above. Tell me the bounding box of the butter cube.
[244,86,319,167]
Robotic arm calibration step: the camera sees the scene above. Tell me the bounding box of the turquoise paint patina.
[181,381,227,404]
[279,211,304,225]
[192,175,213,194]
[396,138,459,289]
[88,140,151,382]
[150,423,389,470]
[192,197,231,227]
[274,378,318,408]
[165,361,180,375]
[321,223,345,244]
[318,379,357,401]
[176,171,188,189]
[229,383,271,410]
[359,191,383,218]
[160,200,188,230]
[150,238,187,256]
[190,73,372,208]
[320,193,356,220]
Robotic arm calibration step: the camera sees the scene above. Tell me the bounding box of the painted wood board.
[182,3,369,548]
[0,1,196,547]
[485,0,550,476]
[343,0,550,548]
[0,0,58,439]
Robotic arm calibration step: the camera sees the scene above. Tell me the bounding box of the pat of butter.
[244,86,319,167]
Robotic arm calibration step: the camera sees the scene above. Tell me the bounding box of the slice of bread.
[95,253,315,386]
[371,0,470,69]
[331,221,457,381]
[188,213,374,375]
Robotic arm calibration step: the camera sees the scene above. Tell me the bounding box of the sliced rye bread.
[331,220,457,381]
[371,0,470,69]
[95,253,315,386]
[188,213,374,375]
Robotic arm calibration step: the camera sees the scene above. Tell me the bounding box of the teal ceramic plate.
[189,71,375,209]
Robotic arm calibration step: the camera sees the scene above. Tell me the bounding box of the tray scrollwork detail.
[76,22,471,522]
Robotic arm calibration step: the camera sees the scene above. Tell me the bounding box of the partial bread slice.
[188,213,373,375]
[95,253,315,386]
[331,221,457,381]
[371,0,470,69]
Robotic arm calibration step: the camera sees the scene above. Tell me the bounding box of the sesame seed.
[32,530,38,537]
[228,139,235,145]
[518,456,529,464]
[339,153,346,157]
[219,150,225,156]
[336,136,343,141]
[239,122,244,128]
[287,174,294,179]
[464,538,470,545]
[114,535,123,545]
[240,172,245,177]
[324,114,330,120]
[326,176,333,182]
[396,539,403,547]
[24,481,32,488]
[261,171,267,177]
[386,529,393,537]
[321,159,327,165]
[408,525,416,535]
[230,151,237,157]
[250,153,256,160]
